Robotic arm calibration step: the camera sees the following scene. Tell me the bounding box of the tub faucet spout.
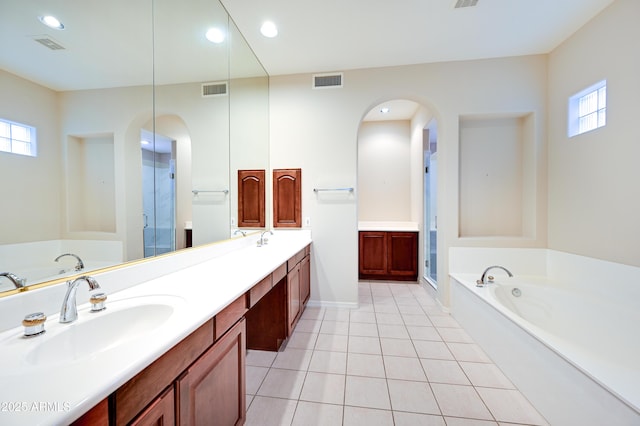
[55,253,85,272]
[477,265,513,287]
[0,272,26,289]
[59,275,100,323]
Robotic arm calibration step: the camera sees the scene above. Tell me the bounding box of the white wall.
[548,0,640,267]
[60,81,231,259]
[459,116,526,237]
[269,55,548,306]
[60,85,153,260]
[0,70,62,243]
[358,120,412,222]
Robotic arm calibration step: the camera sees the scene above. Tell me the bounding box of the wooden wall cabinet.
[273,168,301,228]
[238,169,265,228]
[359,231,418,281]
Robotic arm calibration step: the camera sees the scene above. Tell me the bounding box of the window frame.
[568,80,607,138]
[0,118,38,157]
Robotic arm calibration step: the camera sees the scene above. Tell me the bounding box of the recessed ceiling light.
[205,27,226,44]
[39,15,64,30]
[380,107,390,114]
[260,21,278,38]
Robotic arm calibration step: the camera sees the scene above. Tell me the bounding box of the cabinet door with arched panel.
[273,168,301,228]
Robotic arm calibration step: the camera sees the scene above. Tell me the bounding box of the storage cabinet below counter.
[359,231,418,281]
[286,245,311,334]
[112,299,247,426]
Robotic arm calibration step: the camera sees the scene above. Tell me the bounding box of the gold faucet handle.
[90,292,107,312]
[23,312,47,337]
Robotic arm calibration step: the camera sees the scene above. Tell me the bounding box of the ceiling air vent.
[454,0,478,8]
[313,73,343,89]
[201,81,228,97]
[32,35,65,50]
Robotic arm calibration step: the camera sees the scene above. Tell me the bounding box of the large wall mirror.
[0,0,269,294]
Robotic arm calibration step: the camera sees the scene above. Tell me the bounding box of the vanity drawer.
[249,275,273,308]
[287,249,306,271]
[214,295,248,340]
[273,263,287,284]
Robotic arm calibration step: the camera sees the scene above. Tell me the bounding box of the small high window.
[0,118,37,156]
[568,80,606,137]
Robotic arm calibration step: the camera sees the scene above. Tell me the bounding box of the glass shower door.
[141,130,176,257]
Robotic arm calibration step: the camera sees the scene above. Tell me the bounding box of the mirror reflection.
[0,0,269,292]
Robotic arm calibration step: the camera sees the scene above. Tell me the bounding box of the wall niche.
[458,113,535,238]
[66,133,116,233]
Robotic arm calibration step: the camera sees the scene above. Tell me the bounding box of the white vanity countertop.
[358,221,419,232]
[0,230,311,426]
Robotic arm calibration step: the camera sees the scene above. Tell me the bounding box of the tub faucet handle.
[23,312,47,337]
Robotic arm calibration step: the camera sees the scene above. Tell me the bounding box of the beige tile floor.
[245,281,549,426]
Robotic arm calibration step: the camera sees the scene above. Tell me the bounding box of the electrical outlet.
[304,217,311,227]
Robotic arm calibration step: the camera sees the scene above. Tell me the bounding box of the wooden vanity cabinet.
[359,231,418,281]
[287,261,301,334]
[177,318,246,426]
[130,387,175,426]
[286,245,311,334]
[358,231,387,276]
[300,251,311,305]
[113,296,247,426]
[75,243,312,425]
[238,169,265,228]
[245,266,287,351]
[70,398,109,426]
[273,168,302,228]
[113,320,215,425]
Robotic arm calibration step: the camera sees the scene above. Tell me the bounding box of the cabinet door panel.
[387,232,418,278]
[287,263,301,335]
[178,319,246,426]
[130,387,175,426]
[273,168,301,228]
[300,254,311,305]
[359,232,387,275]
[238,170,265,227]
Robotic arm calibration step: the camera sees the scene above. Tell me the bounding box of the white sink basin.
[26,296,181,366]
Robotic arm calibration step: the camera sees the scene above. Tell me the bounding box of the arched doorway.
[357,99,438,287]
[141,114,192,256]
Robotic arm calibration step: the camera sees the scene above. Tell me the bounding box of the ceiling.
[222,0,615,76]
[0,0,615,92]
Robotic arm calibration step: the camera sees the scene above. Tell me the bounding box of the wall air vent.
[32,35,65,50]
[454,0,478,8]
[313,73,343,89]
[201,81,228,97]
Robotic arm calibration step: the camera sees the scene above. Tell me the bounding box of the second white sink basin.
[26,296,181,367]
